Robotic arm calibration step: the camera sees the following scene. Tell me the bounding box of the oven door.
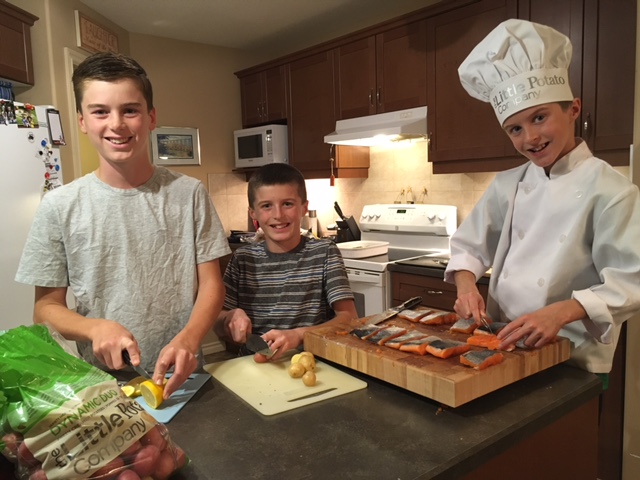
[346,268,390,318]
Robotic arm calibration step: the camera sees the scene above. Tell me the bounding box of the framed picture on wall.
[151,127,201,166]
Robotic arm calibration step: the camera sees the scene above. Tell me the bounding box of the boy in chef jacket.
[214,163,357,362]
[446,19,640,375]
[15,52,230,398]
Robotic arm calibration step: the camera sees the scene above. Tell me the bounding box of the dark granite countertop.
[1,361,601,480]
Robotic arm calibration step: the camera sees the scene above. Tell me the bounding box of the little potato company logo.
[492,73,567,116]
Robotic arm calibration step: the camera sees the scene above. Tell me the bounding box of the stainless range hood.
[324,106,427,146]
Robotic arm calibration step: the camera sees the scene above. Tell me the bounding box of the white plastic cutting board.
[204,352,367,416]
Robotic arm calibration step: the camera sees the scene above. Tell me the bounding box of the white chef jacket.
[444,140,640,373]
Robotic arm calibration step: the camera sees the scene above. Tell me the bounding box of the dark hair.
[72,52,154,113]
[248,163,307,208]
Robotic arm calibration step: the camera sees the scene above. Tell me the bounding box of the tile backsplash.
[208,143,630,237]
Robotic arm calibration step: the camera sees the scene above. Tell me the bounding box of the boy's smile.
[249,183,309,253]
[502,99,580,174]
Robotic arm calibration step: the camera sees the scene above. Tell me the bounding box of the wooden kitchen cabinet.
[239,65,287,127]
[287,51,371,179]
[392,271,488,311]
[334,20,427,120]
[426,0,520,174]
[0,1,38,85]
[520,0,636,166]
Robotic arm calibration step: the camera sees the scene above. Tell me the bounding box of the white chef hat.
[458,19,574,125]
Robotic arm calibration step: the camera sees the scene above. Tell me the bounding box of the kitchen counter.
[1,361,601,479]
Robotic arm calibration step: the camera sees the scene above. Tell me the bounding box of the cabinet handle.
[376,87,381,105]
[583,112,591,139]
[257,103,261,116]
[428,132,432,151]
[425,290,443,295]
[369,90,374,106]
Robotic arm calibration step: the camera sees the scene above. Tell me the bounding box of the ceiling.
[79,0,439,58]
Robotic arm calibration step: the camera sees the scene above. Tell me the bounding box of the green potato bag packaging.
[0,324,188,479]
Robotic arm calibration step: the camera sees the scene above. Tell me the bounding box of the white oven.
[340,204,457,318]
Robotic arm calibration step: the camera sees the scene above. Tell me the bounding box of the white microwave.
[234,124,288,168]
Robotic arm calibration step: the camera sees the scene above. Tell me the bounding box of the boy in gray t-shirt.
[15,52,230,399]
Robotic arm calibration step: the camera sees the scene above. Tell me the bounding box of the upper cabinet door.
[376,20,427,114]
[335,20,427,121]
[581,0,635,163]
[427,0,519,172]
[288,51,337,178]
[0,2,38,85]
[239,66,287,127]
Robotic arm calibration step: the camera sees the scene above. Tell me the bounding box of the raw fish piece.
[460,350,504,370]
[397,309,434,322]
[398,335,441,355]
[420,311,459,326]
[425,339,470,359]
[367,326,407,345]
[385,330,430,349]
[466,334,515,352]
[449,318,478,334]
[474,321,509,335]
[350,324,388,340]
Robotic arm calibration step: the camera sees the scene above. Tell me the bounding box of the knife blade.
[287,387,338,402]
[246,333,275,357]
[367,296,422,325]
[122,350,152,379]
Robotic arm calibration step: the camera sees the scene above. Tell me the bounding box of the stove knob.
[427,214,436,222]
[373,213,381,219]
[438,214,447,221]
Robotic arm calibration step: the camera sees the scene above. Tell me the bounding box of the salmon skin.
[450,318,478,334]
[460,350,504,370]
[466,334,515,352]
[474,321,509,335]
[366,326,407,345]
[420,311,459,326]
[385,330,430,349]
[350,324,388,341]
[425,339,470,359]
[399,335,441,355]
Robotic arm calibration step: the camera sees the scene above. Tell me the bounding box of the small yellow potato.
[291,353,302,364]
[302,371,317,386]
[288,363,305,378]
[299,355,316,372]
[300,351,314,358]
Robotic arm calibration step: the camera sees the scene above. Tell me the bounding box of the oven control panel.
[359,204,457,236]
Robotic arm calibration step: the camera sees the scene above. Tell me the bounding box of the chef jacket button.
[524,186,531,194]
[559,234,566,243]
[537,278,545,287]
[518,230,525,240]
[576,190,584,198]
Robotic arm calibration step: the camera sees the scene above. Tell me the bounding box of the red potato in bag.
[0,325,190,479]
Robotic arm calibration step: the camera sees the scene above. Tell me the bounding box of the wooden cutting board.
[204,352,367,416]
[304,316,571,407]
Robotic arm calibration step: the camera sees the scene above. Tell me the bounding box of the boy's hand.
[225,308,253,343]
[453,270,487,325]
[497,300,585,350]
[89,319,139,370]
[154,340,198,399]
[253,328,305,363]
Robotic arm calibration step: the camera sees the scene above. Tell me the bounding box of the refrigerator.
[0,101,64,332]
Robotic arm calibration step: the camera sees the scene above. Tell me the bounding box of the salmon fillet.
[366,326,407,345]
[350,324,388,341]
[420,311,460,326]
[397,309,434,322]
[398,335,441,355]
[449,318,478,334]
[385,330,430,349]
[466,334,515,352]
[460,350,504,370]
[425,339,470,359]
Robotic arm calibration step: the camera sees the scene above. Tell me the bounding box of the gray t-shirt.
[16,167,231,371]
